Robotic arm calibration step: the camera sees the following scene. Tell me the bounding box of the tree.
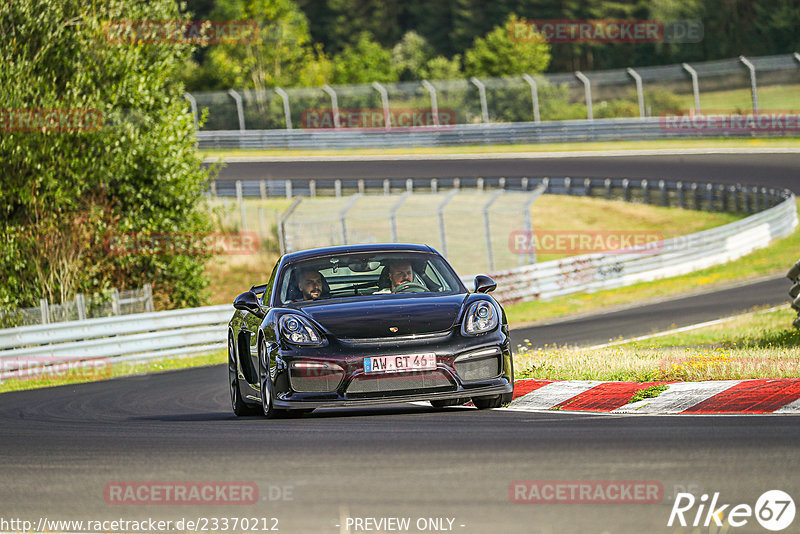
[202,0,332,90]
[0,0,213,311]
[464,14,551,77]
[332,32,397,84]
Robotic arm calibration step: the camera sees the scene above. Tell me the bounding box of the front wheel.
[472,392,513,409]
[230,336,257,416]
[258,337,286,419]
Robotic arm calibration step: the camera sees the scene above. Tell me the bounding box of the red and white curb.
[509,378,800,414]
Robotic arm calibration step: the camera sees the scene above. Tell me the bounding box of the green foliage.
[0,0,214,310]
[332,32,397,84]
[464,14,550,78]
[628,384,669,404]
[200,0,331,90]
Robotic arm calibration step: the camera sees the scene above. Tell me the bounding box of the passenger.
[297,269,325,301]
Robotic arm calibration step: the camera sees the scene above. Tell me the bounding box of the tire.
[229,336,257,416]
[472,392,513,409]
[258,337,286,419]
[430,398,467,409]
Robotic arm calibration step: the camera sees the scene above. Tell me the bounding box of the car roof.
[281,243,438,263]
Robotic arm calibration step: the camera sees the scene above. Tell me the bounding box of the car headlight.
[462,301,499,336]
[279,314,323,345]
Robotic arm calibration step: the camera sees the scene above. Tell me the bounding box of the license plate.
[364,353,437,374]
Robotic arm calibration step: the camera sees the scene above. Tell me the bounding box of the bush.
[0,0,214,310]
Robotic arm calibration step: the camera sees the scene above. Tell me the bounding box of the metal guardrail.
[0,305,230,381]
[787,259,800,328]
[466,192,797,304]
[196,116,800,150]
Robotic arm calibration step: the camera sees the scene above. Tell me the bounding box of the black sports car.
[227,243,514,418]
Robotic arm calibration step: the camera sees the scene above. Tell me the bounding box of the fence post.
[483,191,503,272]
[437,190,459,257]
[691,182,700,210]
[564,177,572,195]
[76,293,86,320]
[309,179,316,198]
[626,68,645,117]
[706,183,714,211]
[453,177,460,190]
[112,288,121,316]
[274,87,292,129]
[642,179,649,204]
[335,179,342,198]
[739,56,759,115]
[389,192,410,242]
[583,178,591,196]
[183,93,199,130]
[372,82,391,129]
[40,298,49,324]
[499,177,506,190]
[421,80,440,126]
[227,89,246,131]
[575,71,593,120]
[358,179,365,194]
[322,85,341,128]
[278,197,303,255]
[210,181,217,197]
[144,283,154,313]
[470,77,489,123]
[659,180,667,206]
[259,180,267,200]
[677,181,685,209]
[521,74,541,122]
[431,178,438,194]
[523,184,547,265]
[521,177,529,191]
[604,178,612,200]
[682,63,701,113]
[339,194,361,244]
[235,180,247,231]
[622,178,630,202]
[383,179,390,195]
[285,180,293,199]
[406,178,413,194]
[477,177,484,192]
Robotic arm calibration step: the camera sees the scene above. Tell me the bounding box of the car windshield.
[276,251,464,305]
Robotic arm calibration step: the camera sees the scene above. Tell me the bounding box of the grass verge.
[200,137,800,159]
[514,306,800,382]
[0,350,226,394]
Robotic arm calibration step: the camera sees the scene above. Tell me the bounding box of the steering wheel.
[392,281,428,294]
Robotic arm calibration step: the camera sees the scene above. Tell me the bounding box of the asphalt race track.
[213,151,800,193]
[2,151,799,534]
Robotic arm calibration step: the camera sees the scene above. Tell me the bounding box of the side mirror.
[233,291,264,317]
[474,275,497,294]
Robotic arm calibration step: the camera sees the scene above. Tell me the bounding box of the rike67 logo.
[668,490,795,531]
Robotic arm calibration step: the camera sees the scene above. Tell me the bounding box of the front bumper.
[269,327,513,410]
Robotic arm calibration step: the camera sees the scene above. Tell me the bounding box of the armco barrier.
[195,116,800,150]
[0,305,230,381]
[463,192,797,304]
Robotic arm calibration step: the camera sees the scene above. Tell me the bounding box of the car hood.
[297,293,468,339]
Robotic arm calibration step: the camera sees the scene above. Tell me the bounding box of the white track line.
[587,305,788,350]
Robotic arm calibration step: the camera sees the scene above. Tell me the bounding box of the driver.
[375,261,417,294]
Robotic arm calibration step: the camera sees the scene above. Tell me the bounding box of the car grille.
[345,371,454,398]
[289,368,344,393]
[455,353,501,382]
